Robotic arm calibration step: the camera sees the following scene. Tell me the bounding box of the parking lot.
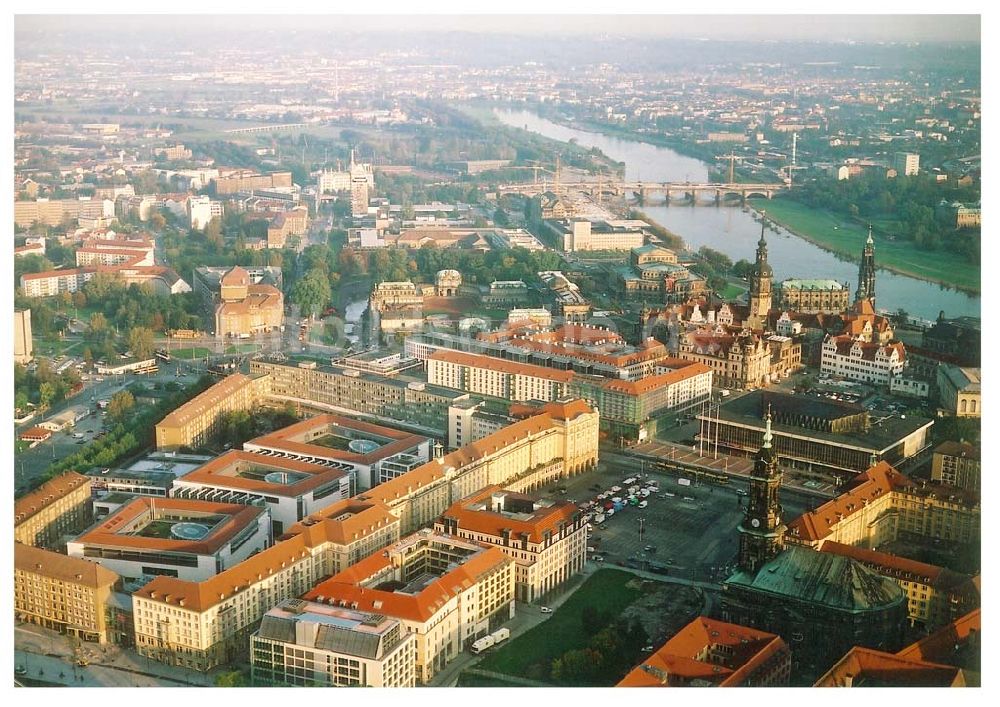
[537,451,811,584]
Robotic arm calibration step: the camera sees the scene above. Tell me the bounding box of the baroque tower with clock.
[737,411,787,573]
[747,215,773,330]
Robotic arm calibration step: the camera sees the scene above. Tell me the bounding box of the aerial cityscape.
[10,13,982,690]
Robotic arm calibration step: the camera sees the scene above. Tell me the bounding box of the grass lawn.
[173,347,212,360]
[474,569,650,679]
[718,282,747,300]
[752,197,980,293]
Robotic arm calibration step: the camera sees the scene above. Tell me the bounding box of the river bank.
[488,104,978,296]
[746,198,980,295]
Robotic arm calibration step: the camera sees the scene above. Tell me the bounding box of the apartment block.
[930,441,980,491]
[15,543,121,645]
[155,373,271,451]
[241,413,432,492]
[358,400,599,534]
[786,461,981,550]
[15,471,93,549]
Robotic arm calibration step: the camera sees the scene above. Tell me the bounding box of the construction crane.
[715,151,745,184]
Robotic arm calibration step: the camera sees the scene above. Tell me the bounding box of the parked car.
[540,606,553,614]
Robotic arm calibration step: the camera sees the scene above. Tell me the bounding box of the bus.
[155,350,172,362]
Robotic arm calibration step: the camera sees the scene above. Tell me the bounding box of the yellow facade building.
[154,373,271,451]
[15,543,121,644]
[14,471,92,549]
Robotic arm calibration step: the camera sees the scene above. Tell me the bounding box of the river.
[494,109,980,321]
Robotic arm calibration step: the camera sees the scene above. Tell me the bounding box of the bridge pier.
[715,189,721,206]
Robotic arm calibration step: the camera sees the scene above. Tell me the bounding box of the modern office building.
[251,599,417,686]
[170,451,352,536]
[242,413,432,491]
[697,391,933,477]
[67,497,271,582]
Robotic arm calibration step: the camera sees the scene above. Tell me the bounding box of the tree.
[290,268,332,319]
[214,670,249,687]
[89,312,109,337]
[38,382,56,410]
[107,390,135,423]
[127,326,155,361]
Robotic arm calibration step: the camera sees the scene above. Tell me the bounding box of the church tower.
[855,225,876,306]
[738,410,786,574]
[748,215,773,329]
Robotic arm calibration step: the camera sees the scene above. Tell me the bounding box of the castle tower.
[855,225,876,306]
[738,410,786,574]
[748,215,773,328]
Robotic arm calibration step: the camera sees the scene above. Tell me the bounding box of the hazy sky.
[15,13,981,43]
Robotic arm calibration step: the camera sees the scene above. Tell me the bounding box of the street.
[14,623,214,687]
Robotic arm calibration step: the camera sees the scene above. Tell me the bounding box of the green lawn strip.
[475,569,646,678]
[172,347,212,360]
[718,282,747,300]
[752,198,980,293]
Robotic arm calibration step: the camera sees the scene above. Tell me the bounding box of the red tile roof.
[246,413,426,464]
[813,647,964,687]
[618,616,787,687]
[897,608,981,665]
[303,539,511,622]
[73,497,265,556]
[786,462,913,543]
[133,500,398,612]
[15,471,90,525]
[177,450,348,497]
[438,485,580,544]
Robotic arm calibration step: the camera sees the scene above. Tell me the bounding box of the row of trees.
[792,173,980,261]
[25,375,216,493]
[14,360,82,413]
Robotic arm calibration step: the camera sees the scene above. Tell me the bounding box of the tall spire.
[758,210,768,248]
[856,225,877,306]
[762,407,773,449]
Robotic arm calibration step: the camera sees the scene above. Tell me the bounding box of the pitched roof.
[786,462,913,543]
[897,608,981,666]
[15,471,90,525]
[303,541,511,623]
[438,485,580,545]
[813,647,964,687]
[176,450,348,497]
[156,373,256,428]
[72,496,266,556]
[133,500,398,613]
[819,541,973,591]
[618,616,787,687]
[15,542,120,589]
